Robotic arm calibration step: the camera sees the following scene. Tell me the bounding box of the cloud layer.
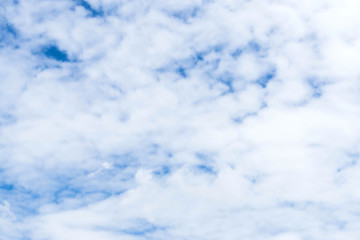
[1,0,360,239]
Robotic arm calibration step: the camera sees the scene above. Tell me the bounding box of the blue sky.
[1,0,360,239]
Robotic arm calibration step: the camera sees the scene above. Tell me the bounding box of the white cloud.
[1,0,360,239]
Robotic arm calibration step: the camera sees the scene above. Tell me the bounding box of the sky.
[1,0,360,239]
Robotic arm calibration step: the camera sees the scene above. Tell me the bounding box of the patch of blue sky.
[337,160,357,173]
[156,44,224,75]
[94,223,165,239]
[0,186,41,217]
[122,226,157,236]
[218,72,235,94]
[189,51,206,68]
[307,78,328,98]
[195,44,223,58]
[194,152,217,174]
[195,45,224,64]
[121,219,165,236]
[170,7,200,23]
[153,165,171,177]
[0,20,18,47]
[0,113,17,125]
[231,48,243,59]
[172,52,209,78]
[75,0,104,17]
[175,66,187,78]
[0,183,14,191]
[256,68,276,88]
[260,101,268,109]
[336,152,358,173]
[40,44,70,62]
[0,23,17,39]
[248,40,261,52]
[195,164,216,174]
[53,186,121,206]
[103,83,125,101]
[157,45,223,80]
[195,152,212,161]
[1,0,19,6]
[100,150,172,179]
[53,186,81,202]
[249,40,270,58]
[233,112,257,124]
[231,40,269,59]
[205,58,221,75]
[39,171,128,209]
[206,44,225,54]
[110,162,130,170]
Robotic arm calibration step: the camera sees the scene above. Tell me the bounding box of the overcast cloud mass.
[1,0,360,239]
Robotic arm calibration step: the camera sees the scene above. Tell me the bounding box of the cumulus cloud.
[1,0,360,239]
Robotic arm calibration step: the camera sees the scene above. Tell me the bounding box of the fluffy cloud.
[1,0,360,239]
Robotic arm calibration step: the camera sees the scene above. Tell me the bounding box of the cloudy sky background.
[1,0,360,239]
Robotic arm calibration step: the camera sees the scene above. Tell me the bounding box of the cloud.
[1,0,360,239]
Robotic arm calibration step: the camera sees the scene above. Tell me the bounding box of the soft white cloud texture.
[1,0,360,239]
